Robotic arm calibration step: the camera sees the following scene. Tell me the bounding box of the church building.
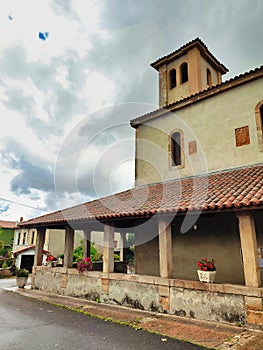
[19,38,263,328]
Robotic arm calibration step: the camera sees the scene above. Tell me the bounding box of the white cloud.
[0,0,262,221]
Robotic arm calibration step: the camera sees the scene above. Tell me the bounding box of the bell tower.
[151,38,229,108]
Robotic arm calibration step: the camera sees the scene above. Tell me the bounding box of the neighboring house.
[12,224,84,271]
[19,38,263,329]
[0,220,17,253]
[13,245,50,273]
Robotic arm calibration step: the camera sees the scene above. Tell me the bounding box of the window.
[206,68,212,88]
[260,105,263,130]
[31,231,35,245]
[171,131,182,166]
[22,232,26,245]
[180,62,188,84]
[17,232,21,245]
[254,101,263,151]
[169,69,177,89]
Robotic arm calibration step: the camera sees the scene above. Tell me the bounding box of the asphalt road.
[0,279,206,350]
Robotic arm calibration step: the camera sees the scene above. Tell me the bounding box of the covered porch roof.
[19,163,263,229]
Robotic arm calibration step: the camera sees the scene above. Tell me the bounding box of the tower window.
[207,68,212,88]
[169,69,177,89]
[180,62,188,84]
[171,131,182,166]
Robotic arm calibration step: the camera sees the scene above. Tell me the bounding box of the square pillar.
[237,212,261,287]
[103,224,114,273]
[158,217,173,278]
[34,228,46,266]
[83,229,91,258]
[64,226,74,268]
[119,231,125,261]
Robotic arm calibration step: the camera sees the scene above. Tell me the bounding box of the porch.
[20,165,263,329]
[30,209,263,329]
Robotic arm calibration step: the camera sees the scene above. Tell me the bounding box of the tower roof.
[151,37,228,74]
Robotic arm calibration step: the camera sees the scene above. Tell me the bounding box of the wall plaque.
[235,126,250,147]
[188,140,197,154]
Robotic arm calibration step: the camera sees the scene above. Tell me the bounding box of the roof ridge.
[150,37,228,73]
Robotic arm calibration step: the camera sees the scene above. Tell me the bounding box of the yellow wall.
[136,78,263,185]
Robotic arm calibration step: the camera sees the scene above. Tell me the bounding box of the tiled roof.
[131,64,263,127]
[0,220,17,229]
[150,37,228,74]
[20,164,263,228]
[12,245,50,256]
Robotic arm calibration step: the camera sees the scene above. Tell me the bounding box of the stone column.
[83,229,91,258]
[158,217,173,278]
[34,227,46,266]
[119,231,126,261]
[237,212,261,287]
[103,224,114,273]
[64,226,74,268]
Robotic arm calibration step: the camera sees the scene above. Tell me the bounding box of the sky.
[0,0,263,222]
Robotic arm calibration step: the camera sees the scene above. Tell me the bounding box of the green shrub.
[15,268,29,277]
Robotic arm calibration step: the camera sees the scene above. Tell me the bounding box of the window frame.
[206,68,212,88]
[169,68,177,89]
[169,129,184,168]
[255,100,263,151]
[180,62,188,84]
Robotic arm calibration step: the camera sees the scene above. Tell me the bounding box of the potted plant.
[197,258,216,283]
[15,268,29,288]
[46,254,58,267]
[77,257,92,272]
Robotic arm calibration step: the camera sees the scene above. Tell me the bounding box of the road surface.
[0,278,206,350]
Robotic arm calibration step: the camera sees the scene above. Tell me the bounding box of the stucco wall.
[134,212,245,284]
[172,213,244,284]
[135,78,263,185]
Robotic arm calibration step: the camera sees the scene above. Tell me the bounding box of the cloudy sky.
[0,0,262,222]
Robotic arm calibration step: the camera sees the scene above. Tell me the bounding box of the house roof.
[0,220,17,229]
[131,64,263,127]
[150,37,228,74]
[12,245,50,256]
[19,164,263,228]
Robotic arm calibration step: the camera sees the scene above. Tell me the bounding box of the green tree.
[73,239,102,262]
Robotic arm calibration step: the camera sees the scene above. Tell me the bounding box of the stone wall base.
[33,266,263,329]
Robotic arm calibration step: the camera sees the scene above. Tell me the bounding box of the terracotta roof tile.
[150,37,228,74]
[19,164,263,228]
[0,220,17,229]
[12,245,50,256]
[130,65,263,127]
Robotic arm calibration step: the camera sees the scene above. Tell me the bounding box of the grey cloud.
[0,47,89,138]
[0,46,28,79]
[0,142,54,196]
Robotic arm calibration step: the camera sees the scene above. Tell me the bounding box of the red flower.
[197,258,216,271]
[77,257,92,272]
[46,255,57,262]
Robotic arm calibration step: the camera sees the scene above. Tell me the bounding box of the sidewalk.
[9,284,263,350]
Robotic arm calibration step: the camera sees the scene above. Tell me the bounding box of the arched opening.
[207,68,212,88]
[169,69,177,89]
[171,131,182,166]
[260,105,263,129]
[180,63,188,84]
[254,101,263,151]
